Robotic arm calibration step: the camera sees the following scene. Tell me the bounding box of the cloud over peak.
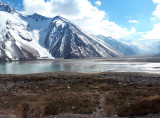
[142,23,160,40]
[22,0,136,39]
[23,0,105,20]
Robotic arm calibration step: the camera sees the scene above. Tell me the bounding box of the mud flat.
[0,71,160,118]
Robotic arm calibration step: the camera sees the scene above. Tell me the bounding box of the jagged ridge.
[0,2,123,61]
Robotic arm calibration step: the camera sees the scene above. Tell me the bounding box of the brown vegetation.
[118,95,160,117]
[0,72,160,117]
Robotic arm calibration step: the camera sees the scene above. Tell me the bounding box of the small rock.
[67,86,70,89]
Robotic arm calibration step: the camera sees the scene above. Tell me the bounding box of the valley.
[0,1,160,118]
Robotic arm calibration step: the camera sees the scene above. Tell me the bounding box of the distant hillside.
[97,35,136,56]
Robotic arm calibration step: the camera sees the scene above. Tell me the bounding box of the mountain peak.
[0,2,123,60]
[27,13,48,20]
[32,13,42,16]
[53,15,69,23]
[0,2,16,14]
[54,15,63,19]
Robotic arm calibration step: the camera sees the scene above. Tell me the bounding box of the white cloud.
[142,23,160,40]
[153,4,160,19]
[128,20,138,23]
[141,0,160,40]
[22,0,136,39]
[143,0,160,40]
[152,0,160,19]
[150,17,156,21]
[153,0,160,3]
[94,0,101,6]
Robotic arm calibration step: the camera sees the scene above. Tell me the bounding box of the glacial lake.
[0,57,160,74]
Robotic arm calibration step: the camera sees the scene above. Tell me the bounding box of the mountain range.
[97,35,136,56]
[0,2,137,61]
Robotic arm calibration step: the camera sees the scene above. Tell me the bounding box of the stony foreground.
[0,72,160,118]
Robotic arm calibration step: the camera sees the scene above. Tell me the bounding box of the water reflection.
[0,59,160,74]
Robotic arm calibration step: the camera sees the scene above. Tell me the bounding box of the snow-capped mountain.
[121,40,160,55]
[0,2,123,61]
[97,35,137,56]
[43,16,123,58]
[0,1,16,14]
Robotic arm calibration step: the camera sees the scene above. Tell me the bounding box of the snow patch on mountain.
[0,2,123,61]
[43,16,123,58]
[0,1,16,14]
[0,8,52,60]
[97,35,136,56]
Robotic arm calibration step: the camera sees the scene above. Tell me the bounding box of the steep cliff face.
[0,3,52,61]
[0,2,123,61]
[43,16,123,58]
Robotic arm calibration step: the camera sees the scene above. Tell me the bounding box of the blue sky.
[1,0,160,40]
[94,0,156,32]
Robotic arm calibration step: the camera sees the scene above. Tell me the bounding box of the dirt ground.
[0,71,160,118]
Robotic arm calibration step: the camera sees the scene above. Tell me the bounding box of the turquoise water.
[0,59,160,74]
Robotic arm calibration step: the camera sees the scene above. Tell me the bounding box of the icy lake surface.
[0,56,160,74]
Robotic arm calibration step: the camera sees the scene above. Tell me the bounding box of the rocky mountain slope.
[0,2,123,61]
[97,35,136,56]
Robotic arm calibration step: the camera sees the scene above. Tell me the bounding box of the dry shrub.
[99,84,109,91]
[44,93,98,116]
[105,94,117,105]
[117,95,160,117]
[17,102,44,118]
[141,95,160,101]
[103,105,115,116]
